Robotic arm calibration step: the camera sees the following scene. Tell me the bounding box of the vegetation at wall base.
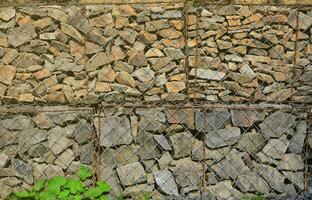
[6,166,110,200]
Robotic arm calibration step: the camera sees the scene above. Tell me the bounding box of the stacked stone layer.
[97,106,306,199]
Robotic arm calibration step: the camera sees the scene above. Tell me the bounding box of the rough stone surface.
[154,169,179,196]
[116,162,146,186]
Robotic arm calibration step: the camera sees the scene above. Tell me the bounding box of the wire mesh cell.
[0,106,95,199]
[188,4,302,104]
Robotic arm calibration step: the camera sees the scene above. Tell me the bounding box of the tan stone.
[162,38,185,49]
[242,13,263,24]
[112,5,137,17]
[33,17,53,29]
[273,72,287,82]
[98,66,116,82]
[0,65,15,85]
[18,93,34,102]
[115,71,136,87]
[267,88,293,102]
[115,17,129,29]
[170,20,184,30]
[17,16,32,26]
[44,92,67,104]
[90,13,114,27]
[0,37,8,47]
[165,81,185,93]
[34,68,50,80]
[95,82,111,93]
[61,23,84,44]
[111,46,125,61]
[138,31,157,44]
[145,48,164,58]
[228,19,241,26]
[159,29,181,39]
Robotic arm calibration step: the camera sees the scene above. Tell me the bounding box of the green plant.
[7,166,110,200]
[240,193,264,200]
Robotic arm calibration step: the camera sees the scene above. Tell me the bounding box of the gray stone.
[116,162,146,186]
[54,149,74,169]
[49,112,78,126]
[165,108,194,129]
[120,28,138,44]
[164,48,184,60]
[254,163,287,193]
[231,110,260,127]
[0,153,8,167]
[236,172,270,194]
[190,68,225,81]
[48,126,70,155]
[262,137,289,159]
[8,26,37,47]
[154,169,179,196]
[33,113,54,129]
[136,131,162,160]
[158,151,172,169]
[172,158,204,189]
[115,145,139,166]
[1,116,34,130]
[67,8,90,34]
[211,149,251,180]
[289,120,307,153]
[259,111,296,137]
[282,171,304,190]
[236,130,267,155]
[12,52,43,68]
[74,120,91,144]
[87,52,113,71]
[96,116,132,147]
[205,180,242,199]
[153,135,172,151]
[133,67,155,81]
[195,110,231,132]
[11,159,33,184]
[169,132,192,159]
[278,154,304,171]
[205,126,241,148]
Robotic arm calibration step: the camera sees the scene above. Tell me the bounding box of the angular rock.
[165,81,185,93]
[136,131,162,160]
[195,110,231,132]
[206,180,242,199]
[153,135,172,151]
[262,137,289,159]
[154,169,179,196]
[231,110,260,127]
[54,149,74,169]
[61,23,84,44]
[165,108,194,129]
[236,130,267,154]
[8,26,37,47]
[0,7,15,21]
[116,162,146,186]
[115,71,135,87]
[169,132,192,159]
[190,68,225,81]
[278,154,304,171]
[163,47,184,60]
[282,171,304,190]
[12,53,43,68]
[96,116,132,147]
[289,120,307,153]
[33,113,54,129]
[236,172,270,194]
[89,13,114,27]
[87,52,113,71]
[206,126,241,148]
[260,111,297,138]
[48,126,70,155]
[0,65,15,85]
[133,67,154,81]
[11,159,33,184]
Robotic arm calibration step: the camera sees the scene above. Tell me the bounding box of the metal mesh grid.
[0,106,95,199]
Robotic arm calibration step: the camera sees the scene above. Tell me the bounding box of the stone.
[262,137,289,159]
[165,108,194,129]
[163,48,184,60]
[206,180,242,200]
[0,7,15,21]
[153,135,172,151]
[8,26,37,47]
[12,53,43,68]
[129,51,148,67]
[133,67,155,81]
[158,151,172,169]
[0,153,8,167]
[190,68,225,81]
[236,172,270,194]
[231,110,260,127]
[165,81,185,93]
[87,52,113,71]
[95,82,111,93]
[61,23,84,44]
[236,130,267,155]
[169,132,192,159]
[216,40,232,49]
[96,116,132,147]
[136,131,162,160]
[211,149,251,180]
[159,28,181,39]
[289,120,307,154]
[254,163,287,193]
[90,13,114,27]
[98,66,116,82]
[112,5,137,17]
[11,159,33,184]
[267,88,293,102]
[115,145,139,166]
[54,149,74,169]
[172,158,204,189]
[123,184,153,197]
[154,169,179,196]
[288,12,312,30]
[1,116,34,130]
[0,65,15,85]
[195,110,231,132]
[282,171,304,190]
[48,126,70,155]
[115,71,135,87]
[116,162,146,186]
[120,28,138,44]
[138,31,157,44]
[145,48,164,58]
[259,111,296,137]
[278,154,304,171]
[206,126,241,148]
[239,64,256,79]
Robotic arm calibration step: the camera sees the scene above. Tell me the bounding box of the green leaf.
[58,190,70,199]
[77,165,92,181]
[66,179,84,194]
[14,191,36,198]
[84,182,110,198]
[97,181,110,193]
[39,191,56,200]
[47,176,67,194]
[99,195,109,200]
[72,195,82,200]
[34,178,46,192]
